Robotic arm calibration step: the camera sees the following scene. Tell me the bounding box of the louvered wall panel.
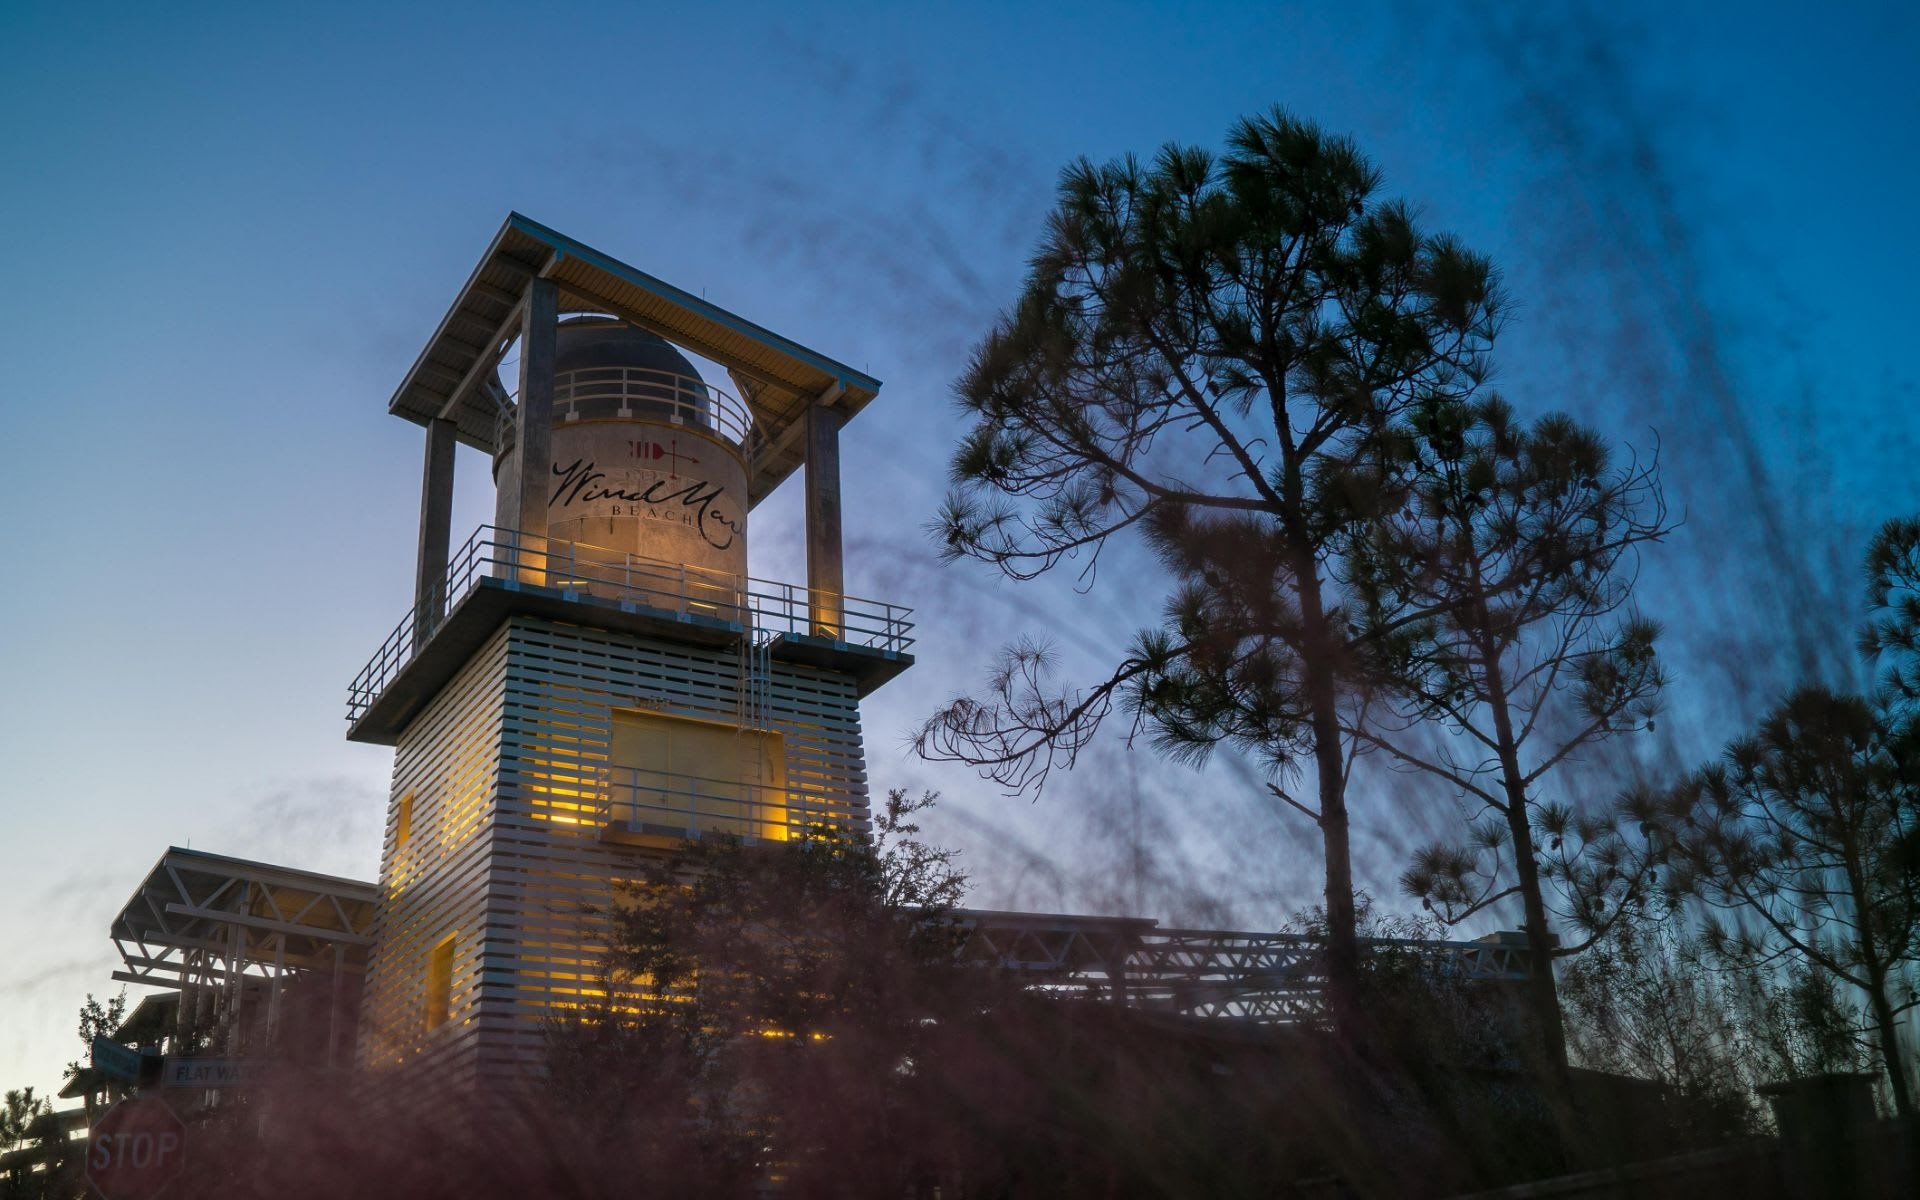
[354,625,509,1104]
[474,616,869,1081]
[354,613,871,1094]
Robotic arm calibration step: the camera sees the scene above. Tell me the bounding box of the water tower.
[342,214,913,1096]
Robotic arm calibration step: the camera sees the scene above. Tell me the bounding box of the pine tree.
[1351,394,1669,1113]
[919,109,1502,1033]
[1673,686,1920,1117]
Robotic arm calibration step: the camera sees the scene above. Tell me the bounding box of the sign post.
[85,1095,186,1200]
[89,1037,144,1084]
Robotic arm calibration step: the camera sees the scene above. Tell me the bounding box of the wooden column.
[805,400,845,638]
[414,416,456,645]
[513,277,558,582]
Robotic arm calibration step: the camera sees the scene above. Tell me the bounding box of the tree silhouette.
[1347,394,1669,1110]
[1672,686,1920,1117]
[918,108,1502,1032]
[0,1089,49,1155]
[1556,892,1874,1144]
[1863,514,1920,727]
[547,790,983,1195]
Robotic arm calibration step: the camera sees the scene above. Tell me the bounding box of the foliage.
[919,106,1503,1030]
[1558,902,1761,1140]
[1,991,134,1199]
[1350,392,1668,1103]
[0,1090,51,1154]
[1364,396,1669,937]
[1401,797,1659,948]
[1558,891,1887,1144]
[1291,895,1522,1069]
[1862,514,1920,724]
[546,789,983,1196]
[1668,685,1920,1116]
[542,803,1577,1196]
[0,1086,75,1200]
[1280,896,1587,1183]
[1399,789,1671,1119]
[61,990,127,1085]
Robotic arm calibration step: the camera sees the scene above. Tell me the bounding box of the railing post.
[461,528,482,592]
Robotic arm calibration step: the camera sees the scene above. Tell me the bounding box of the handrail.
[347,525,915,723]
[494,367,762,455]
[596,764,859,843]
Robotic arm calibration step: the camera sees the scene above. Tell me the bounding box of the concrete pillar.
[513,277,558,583]
[414,416,456,645]
[805,400,845,638]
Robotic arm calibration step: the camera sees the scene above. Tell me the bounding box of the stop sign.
[86,1095,187,1200]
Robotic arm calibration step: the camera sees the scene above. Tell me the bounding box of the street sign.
[90,1037,144,1084]
[86,1095,186,1200]
[158,1057,268,1089]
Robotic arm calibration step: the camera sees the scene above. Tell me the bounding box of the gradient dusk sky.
[3,1,1916,1097]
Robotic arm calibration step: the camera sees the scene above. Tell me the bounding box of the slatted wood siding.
[356,613,870,1097]
[355,624,509,1099]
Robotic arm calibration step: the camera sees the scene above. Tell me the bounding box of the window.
[425,935,456,1032]
[395,793,414,849]
[609,710,787,840]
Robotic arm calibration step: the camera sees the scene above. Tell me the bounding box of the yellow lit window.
[609,710,787,840]
[395,793,414,849]
[425,935,456,1032]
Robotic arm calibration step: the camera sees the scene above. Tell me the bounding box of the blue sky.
[2,1,1916,1096]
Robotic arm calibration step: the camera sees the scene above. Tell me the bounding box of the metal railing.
[597,765,847,843]
[494,367,761,452]
[953,913,1533,1025]
[347,525,915,723]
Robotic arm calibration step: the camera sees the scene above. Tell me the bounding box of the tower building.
[341,214,914,1096]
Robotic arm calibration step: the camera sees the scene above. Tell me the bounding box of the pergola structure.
[107,848,378,1068]
[386,212,883,650]
[346,213,912,747]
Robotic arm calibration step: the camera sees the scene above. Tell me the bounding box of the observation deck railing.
[346,524,914,724]
[495,367,761,453]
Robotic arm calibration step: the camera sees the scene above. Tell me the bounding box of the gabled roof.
[386,212,883,505]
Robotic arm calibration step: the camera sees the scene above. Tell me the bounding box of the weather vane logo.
[627,435,699,478]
